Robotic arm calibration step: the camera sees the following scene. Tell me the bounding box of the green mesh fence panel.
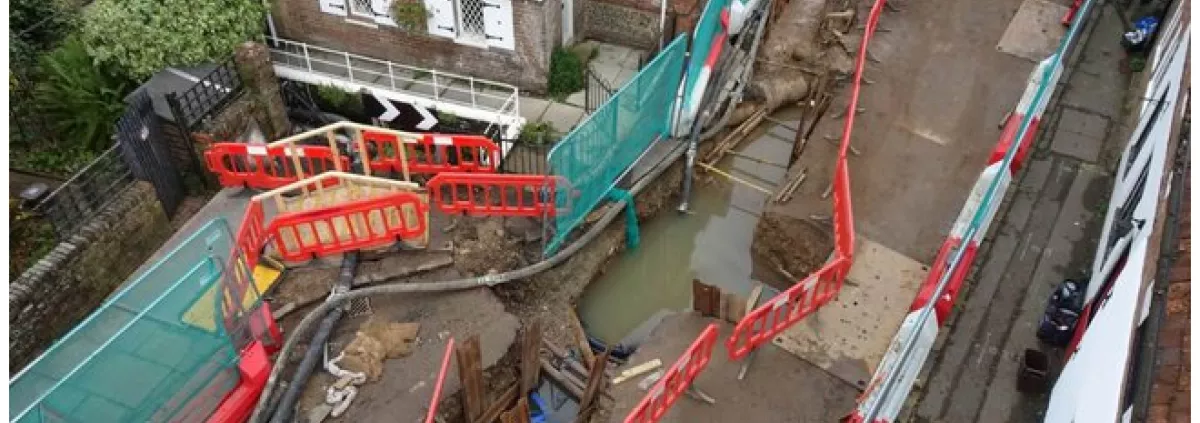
[10,219,245,423]
[545,35,688,255]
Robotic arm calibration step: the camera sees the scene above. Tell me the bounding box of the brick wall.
[1148,176,1191,423]
[273,0,554,93]
[581,0,700,50]
[9,182,174,374]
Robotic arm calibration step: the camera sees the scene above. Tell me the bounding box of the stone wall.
[272,0,555,93]
[9,182,174,373]
[581,0,700,51]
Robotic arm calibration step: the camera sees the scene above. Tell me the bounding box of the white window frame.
[451,0,489,46]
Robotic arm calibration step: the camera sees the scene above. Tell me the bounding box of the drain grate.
[347,297,373,318]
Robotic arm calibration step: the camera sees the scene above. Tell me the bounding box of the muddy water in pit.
[577,114,799,346]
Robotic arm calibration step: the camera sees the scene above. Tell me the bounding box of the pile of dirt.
[452,217,525,276]
[751,211,836,291]
[339,318,420,382]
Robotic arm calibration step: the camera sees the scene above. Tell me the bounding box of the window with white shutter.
[481,0,515,50]
[348,0,375,18]
[319,0,349,16]
[456,0,488,43]
[371,0,398,26]
[423,0,458,38]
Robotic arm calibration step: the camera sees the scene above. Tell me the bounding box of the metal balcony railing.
[264,36,522,136]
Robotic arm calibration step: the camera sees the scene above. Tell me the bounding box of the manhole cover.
[347,297,373,318]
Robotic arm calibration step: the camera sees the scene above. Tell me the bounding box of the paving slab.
[593,43,634,69]
[518,96,551,123]
[540,101,586,133]
[997,0,1070,62]
[564,90,586,108]
[590,62,627,88]
[773,236,929,389]
[1050,109,1109,163]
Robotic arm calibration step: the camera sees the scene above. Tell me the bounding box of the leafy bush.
[518,121,558,145]
[11,145,100,176]
[548,47,585,99]
[10,198,58,280]
[390,0,430,32]
[34,37,133,152]
[10,0,76,56]
[80,0,265,79]
[315,84,364,117]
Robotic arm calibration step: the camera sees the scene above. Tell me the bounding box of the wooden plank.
[499,397,529,423]
[575,350,610,423]
[520,320,542,395]
[455,335,485,422]
[692,279,721,317]
[568,309,596,369]
[540,358,585,399]
[476,382,518,423]
[612,359,663,385]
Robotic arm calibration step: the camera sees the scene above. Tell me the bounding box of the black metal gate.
[117,90,186,216]
[584,68,615,114]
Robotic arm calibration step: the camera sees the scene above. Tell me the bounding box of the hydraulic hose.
[247,135,694,423]
[267,253,358,423]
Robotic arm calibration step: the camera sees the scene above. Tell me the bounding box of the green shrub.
[316,84,364,117]
[437,110,460,125]
[80,0,265,79]
[518,121,558,145]
[34,36,133,152]
[548,47,584,99]
[390,0,430,32]
[10,199,58,280]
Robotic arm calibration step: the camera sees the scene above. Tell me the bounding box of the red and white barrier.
[848,55,1063,423]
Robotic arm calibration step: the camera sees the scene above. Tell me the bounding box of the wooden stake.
[455,336,485,422]
[520,320,542,395]
[568,309,596,369]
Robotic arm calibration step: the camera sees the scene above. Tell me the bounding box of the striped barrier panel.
[266,191,429,262]
[427,173,558,217]
[204,143,348,190]
[624,324,719,423]
[725,255,850,359]
[361,131,502,175]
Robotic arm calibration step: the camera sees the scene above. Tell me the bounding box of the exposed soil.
[751,211,836,292]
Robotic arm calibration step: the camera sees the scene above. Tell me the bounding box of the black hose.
[267,253,359,423]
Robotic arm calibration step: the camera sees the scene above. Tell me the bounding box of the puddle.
[577,112,798,345]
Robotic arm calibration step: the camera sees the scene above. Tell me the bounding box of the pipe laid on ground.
[247,134,694,423]
[267,252,359,423]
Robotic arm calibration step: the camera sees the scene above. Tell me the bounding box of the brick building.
[269,0,700,93]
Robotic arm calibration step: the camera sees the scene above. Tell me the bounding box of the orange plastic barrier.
[204,143,348,190]
[363,131,501,175]
[624,324,719,423]
[427,173,558,217]
[725,257,849,360]
[266,192,429,262]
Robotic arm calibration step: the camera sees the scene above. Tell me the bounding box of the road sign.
[414,103,438,130]
[372,90,401,122]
